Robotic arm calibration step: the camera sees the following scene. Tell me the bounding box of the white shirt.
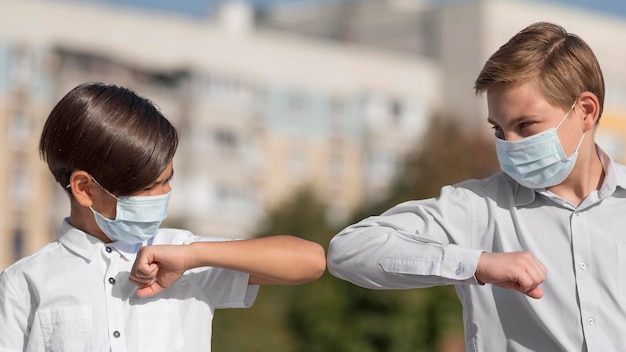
[328,147,626,351]
[0,220,259,352]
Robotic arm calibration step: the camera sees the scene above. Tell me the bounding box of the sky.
[82,0,626,20]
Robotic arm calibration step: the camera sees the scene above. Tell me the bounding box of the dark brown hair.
[39,82,178,196]
[475,22,605,121]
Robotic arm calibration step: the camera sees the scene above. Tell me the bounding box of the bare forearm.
[187,236,326,285]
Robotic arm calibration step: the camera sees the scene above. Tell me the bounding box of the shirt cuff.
[442,244,484,284]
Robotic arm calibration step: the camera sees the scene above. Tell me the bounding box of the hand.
[475,251,547,299]
[129,245,194,297]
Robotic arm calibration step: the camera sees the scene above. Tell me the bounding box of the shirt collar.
[58,218,140,261]
[596,146,626,196]
[58,218,105,262]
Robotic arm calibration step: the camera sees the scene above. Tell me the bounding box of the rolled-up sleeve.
[327,185,485,289]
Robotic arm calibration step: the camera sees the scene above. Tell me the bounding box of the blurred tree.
[212,115,499,352]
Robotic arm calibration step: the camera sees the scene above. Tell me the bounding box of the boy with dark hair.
[328,22,625,350]
[0,82,326,351]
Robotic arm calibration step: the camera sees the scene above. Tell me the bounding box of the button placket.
[570,209,601,342]
[104,249,127,350]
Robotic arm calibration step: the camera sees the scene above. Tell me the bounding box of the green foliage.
[212,116,499,351]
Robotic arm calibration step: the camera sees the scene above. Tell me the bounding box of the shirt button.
[575,211,581,216]
[587,317,595,325]
[113,330,121,338]
[108,277,116,285]
[579,262,587,270]
[105,247,112,253]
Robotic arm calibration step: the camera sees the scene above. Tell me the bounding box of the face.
[486,82,583,156]
[129,162,174,197]
[91,161,174,219]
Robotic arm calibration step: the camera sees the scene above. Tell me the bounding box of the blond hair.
[475,22,605,120]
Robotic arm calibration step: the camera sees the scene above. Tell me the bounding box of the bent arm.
[327,187,485,290]
[327,215,484,289]
[131,235,326,297]
[328,184,547,298]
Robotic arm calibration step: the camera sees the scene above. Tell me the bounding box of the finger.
[512,270,544,299]
[135,282,165,298]
[523,286,544,299]
[133,262,159,280]
[130,264,159,286]
[521,261,547,292]
[513,270,537,293]
[129,275,154,287]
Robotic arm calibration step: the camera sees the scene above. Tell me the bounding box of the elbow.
[274,240,326,285]
[326,238,378,288]
[301,242,327,283]
[288,241,326,284]
[326,239,348,280]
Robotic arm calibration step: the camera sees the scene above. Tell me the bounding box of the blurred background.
[2,0,626,350]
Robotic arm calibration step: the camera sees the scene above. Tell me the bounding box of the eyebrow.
[486,115,531,127]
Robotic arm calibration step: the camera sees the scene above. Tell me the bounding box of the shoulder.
[0,241,62,306]
[441,172,517,201]
[1,241,62,278]
[383,172,515,217]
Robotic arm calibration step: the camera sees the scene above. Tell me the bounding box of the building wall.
[437,0,626,153]
[261,0,626,163]
[0,0,439,268]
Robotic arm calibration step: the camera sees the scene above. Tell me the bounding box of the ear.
[68,170,95,207]
[577,91,600,132]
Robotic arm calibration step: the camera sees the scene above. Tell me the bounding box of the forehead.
[486,82,554,123]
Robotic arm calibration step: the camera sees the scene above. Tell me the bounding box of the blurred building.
[261,0,626,149]
[0,0,440,269]
[2,0,626,270]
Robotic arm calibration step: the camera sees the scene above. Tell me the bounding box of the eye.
[490,125,504,138]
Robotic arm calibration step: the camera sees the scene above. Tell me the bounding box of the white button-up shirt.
[328,147,626,351]
[0,221,258,352]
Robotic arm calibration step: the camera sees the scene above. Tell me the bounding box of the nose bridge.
[502,130,523,142]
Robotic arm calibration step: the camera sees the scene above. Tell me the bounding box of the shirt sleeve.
[327,185,485,289]
[0,271,30,351]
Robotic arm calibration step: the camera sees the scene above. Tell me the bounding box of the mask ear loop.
[557,101,586,155]
[555,101,577,130]
[573,131,586,154]
[66,177,120,200]
[90,177,120,201]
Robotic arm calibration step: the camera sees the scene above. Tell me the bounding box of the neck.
[548,145,604,207]
[69,200,113,243]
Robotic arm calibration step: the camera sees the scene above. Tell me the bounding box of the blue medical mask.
[89,178,170,243]
[495,102,585,189]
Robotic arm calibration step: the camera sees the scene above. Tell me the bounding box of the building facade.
[0,0,440,269]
